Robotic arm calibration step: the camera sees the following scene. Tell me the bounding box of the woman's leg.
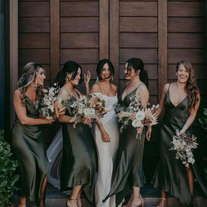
[157,191,167,207]
[40,176,48,207]
[67,185,82,207]
[186,167,194,194]
[128,186,144,207]
[77,189,82,207]
[18,197,26,207]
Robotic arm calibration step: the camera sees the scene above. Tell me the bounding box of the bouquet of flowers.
[170,131,198,168]
[116,96,159,139]
[39,83,60,119]
[62,94,106,127]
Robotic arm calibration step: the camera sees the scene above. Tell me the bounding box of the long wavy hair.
[126,58,149,87]
[55,60,82,88]
[176,60,200,111]
[96,59,115,80]
[17,62,43,97]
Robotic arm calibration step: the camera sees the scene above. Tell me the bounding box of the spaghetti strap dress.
[152,86,207,205]
[12,95,48,206]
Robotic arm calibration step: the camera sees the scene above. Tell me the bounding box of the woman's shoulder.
[57,87,70,101]
[137,82,148,92]
[111,83,117,93]
[163,83,171,93]
[14,89,21,96]
[14,89,23,100]
[60,86,69,94]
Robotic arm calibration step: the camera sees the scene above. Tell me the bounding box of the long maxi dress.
[93,93,119,207]
[12,95,48,206]
[57,88,98,205]
[153,85,207,205]
[105,83,146,206]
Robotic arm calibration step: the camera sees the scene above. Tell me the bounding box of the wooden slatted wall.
[167,0,206,96]
[18,0,206,99]
[19,0,50,82]
[119,0,159,104]
[60,0,99,80]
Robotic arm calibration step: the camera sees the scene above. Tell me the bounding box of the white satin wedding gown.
[94,93,119,207]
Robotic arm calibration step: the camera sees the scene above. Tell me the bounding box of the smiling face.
[176,64,190,84]
[99,63,111,80]
[35,67,46,86]
[124,63,139,80]
[70,67,81,86]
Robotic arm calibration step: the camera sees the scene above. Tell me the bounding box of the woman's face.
[35,67,46,86]
[99,63,111,80]
[124,63,138,80]
[71,68,81,86]
[176,64,190,84]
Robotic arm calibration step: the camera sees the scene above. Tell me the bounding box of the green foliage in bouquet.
[0,130,19,207]
[198,108,207,131]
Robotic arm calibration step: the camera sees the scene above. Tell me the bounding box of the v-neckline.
[24,95,38,105]
[122,82,143,101]
[168,90,187,108]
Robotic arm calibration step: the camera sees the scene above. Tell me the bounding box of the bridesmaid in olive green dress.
[153,60,207,207]
[105,58,152,207]
[12,62,54,207]
[55,61,97,207]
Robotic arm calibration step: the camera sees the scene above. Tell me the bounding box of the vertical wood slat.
[99,0,109,59]
[158,0,167,98]
[110,0,119,81]
[9,0,18,126]
[50,0,60,81]
[205,1,207,65]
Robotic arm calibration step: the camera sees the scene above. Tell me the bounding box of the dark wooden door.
[18,0,206,101]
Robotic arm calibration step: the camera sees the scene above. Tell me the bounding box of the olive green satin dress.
[12,96,48,205]
[105,86,145,205]
[59,91,97,204]
[153,87,207,205]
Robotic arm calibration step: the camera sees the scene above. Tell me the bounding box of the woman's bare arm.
[179,93,200,135]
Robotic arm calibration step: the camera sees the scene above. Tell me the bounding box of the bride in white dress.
[90,59,119,207]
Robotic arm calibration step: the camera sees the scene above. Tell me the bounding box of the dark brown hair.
[176,60,200,111]
[55,60,82,87]
[96,59,115,80]
[126,58,148,87]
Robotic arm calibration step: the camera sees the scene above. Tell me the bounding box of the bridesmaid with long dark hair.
[153,60,207,207]
[12,62,53,207]
[55,61,97,207]
[105,58,151,207]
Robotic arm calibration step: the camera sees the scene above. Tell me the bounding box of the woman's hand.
[101,131,110,142]
[136,127,143,135]
[43,117,55,124]
[95,116,110,142]
[84,71,91,94]
[82,117,92,126]
[176,129,185,136]
[54,102,66,118]
[130,112,136,120]
[146,126,152,141]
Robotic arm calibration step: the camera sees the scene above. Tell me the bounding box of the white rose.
[188,157,195,164]
[83,108,96,118]
[135,111,145,121]
[132,119,143,128]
